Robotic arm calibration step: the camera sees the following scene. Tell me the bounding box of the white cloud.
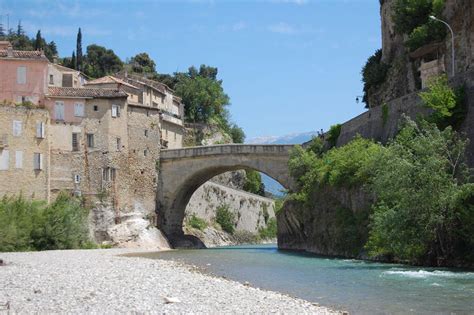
[267,22,296,35]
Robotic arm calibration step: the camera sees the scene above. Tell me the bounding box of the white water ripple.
[382,270,474,279]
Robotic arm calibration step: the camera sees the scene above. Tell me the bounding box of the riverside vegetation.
[288,75,473,266]
[0,193,94,252]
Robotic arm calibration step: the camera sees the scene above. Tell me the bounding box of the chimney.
[53,54,59,64]
[6,43,13,58]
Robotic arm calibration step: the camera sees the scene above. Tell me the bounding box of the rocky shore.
[0,249,339,314]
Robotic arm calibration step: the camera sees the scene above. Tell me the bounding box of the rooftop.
[47,87,128,99]
[86,75,139,90]
[0,48,48,61]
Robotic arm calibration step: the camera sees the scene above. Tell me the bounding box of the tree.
[16,20,24,36]
[244,170,265,196]
[82,44,123,78]
[0,22,6,38]
[76,28,83,71]
[34,30,42,50]
[71,51,76,70]
[229,124,245,143]
[366,119,474,265]
[129,52,156,75]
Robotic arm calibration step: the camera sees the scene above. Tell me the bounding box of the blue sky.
[0,0,381,140]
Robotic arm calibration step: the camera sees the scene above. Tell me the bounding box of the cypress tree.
[34,30,42,50]
[76,28,83,71]
[71,51,76,70]
[16,20,24,36]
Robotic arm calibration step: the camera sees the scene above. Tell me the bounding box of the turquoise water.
[135,244,474,314]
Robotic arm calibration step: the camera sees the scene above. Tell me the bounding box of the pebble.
[0,249,340,314]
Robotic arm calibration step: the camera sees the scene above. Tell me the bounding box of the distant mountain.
[248,131,318,197]
[247,131,318,145]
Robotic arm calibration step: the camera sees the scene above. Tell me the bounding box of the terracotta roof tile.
[47,87,128,98]
[86,76,139,89]
[0,49,48,60]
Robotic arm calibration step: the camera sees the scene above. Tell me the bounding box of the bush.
[366,119,474,264]
[0,193,93,252]
[259,218,277,239]
[419,75,466,129]
[233,230,261,244]
[187,214,208,231]
[244,170,265,196]
[326,124,342,147]
[361,49,391,107]
[405,20,446,51]
[215,204,235,234]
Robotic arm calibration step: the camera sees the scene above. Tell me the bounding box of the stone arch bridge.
[157,144,295,247]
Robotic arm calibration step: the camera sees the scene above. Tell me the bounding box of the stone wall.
[0,105,50,200]
[185,181,276,234]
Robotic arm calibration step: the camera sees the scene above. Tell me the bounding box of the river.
[134,244,474,314]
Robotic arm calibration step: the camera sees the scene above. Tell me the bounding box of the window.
[49,74,54,85]
[102,167,116,182]
[13,120,22,137]
[116,137,121,151]
[174,132,177,141]
[111,104,120,118]
[74,174,81,184]
[144,149,148,157]
[17,66,26,84]
[36,121,45,139]
[72,133,80,151]
[74,103,84,117]
[15,151,23,169]
[55,101,64,120]
[93,105,98,112]
[33,153,43,170]
[146,110,150,117]
[0,150,9,170]
[87,134,94,148]
[144,130,148,137]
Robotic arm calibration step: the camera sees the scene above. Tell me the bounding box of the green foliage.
[82,44,123,78]
[0,193,93,252]
[366,119,474,264]
[229,124,245,143]
[215,204,235,235]
[128,52,157,75]
[382,103,389,126]
[393,0,446,51]
[259,218,277,239]
[187,214,208,231]
[289,137,382,203]
[361,49,391,107]
[327,124,342,147]
[233,230,261,244]
[244,170,265,196]
[3,27,58,61]
[419,75,466,129]
[307,136,325,156]
[274,198,285,215]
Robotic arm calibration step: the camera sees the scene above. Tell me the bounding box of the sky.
[0,0,382,140]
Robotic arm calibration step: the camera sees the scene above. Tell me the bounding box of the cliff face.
[277,186,372,258]
[368,0,474,107]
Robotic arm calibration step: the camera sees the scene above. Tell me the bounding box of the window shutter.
[17,66,26,84]
[74,103,84,117]
[36,121,45,138]
[111,105,118,118]
[34,153,43,170]
[55,102,64,120]
[15,151,23,169]
[13,120,22,136]
[0,150,9,170]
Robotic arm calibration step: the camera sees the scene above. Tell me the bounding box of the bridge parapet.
[160,144,296,160]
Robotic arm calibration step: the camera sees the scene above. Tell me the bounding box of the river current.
[135,244,474,314]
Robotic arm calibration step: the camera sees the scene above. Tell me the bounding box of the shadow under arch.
[156,144,294,248]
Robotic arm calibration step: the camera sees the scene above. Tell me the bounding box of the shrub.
[215,204,235,234]
[0,193,93,252]
[419,75,466,129]
[233,230,260,244]
[187,214,208,231]
[244,170,265,196]
[326,124,342,147]
[361,49,391,107]
[405,20,446,51]
[366,119,474,264]
[259,218,277,239]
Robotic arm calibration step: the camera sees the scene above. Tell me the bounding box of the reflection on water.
[130,244,474,315]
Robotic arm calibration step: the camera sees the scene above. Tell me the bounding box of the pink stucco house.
[0,41,49,106]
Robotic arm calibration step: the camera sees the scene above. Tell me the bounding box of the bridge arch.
[157,144,294,247]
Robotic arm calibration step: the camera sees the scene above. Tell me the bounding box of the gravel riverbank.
[0,249,340,314]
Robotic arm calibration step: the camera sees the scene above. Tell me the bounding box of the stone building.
[47,63,88,88]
